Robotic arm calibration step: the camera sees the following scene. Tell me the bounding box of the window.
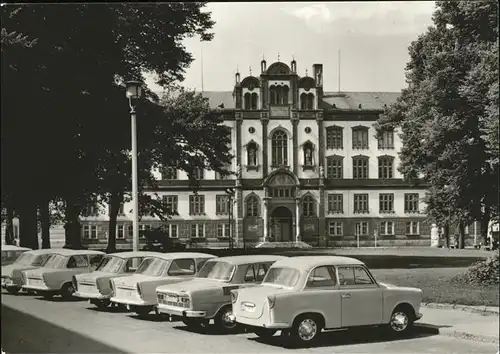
[378,156,394,179]
[191,224,205,238]
[380,221,394,235]
[244,264,260,282]
[161,166,178,180]
[326,126,343,149]
[251,93,258,110]
[89,255,103,269]
[328,221,343,236]
[406,221,420,235]
[117,225,125,239]
[162,195,178,214]
[246,195,260,217]
[192,167,204,180]
[139,224,151,239]
[82,225,98,239]
[352,127,369,149]
[352,156,369,179]
[306,266,336,288]
[127,224,133,238]
[189,195,205,215]
[326,156,343,179]
[270,86,289,105]
[168,259,196,276]
[354,222,369,236]
[217,223,231,238]
[378,130,395,149]
[300,93,314,110]
[67,255,89,269]
[353,194,369,213]
[302,195,316,217]
[216,195,230,215]
[303,142,314,168]
[379,193,394,213]
[255,263,269,282]
[82,204,98,217]
[247,142,258,167]
[271,130,288,166]
[244,93,251,109]
[166,224,178,238]
[337,266,374,285]
[327,194,343,214]
[404,193,419,213]
[270,187,295,198]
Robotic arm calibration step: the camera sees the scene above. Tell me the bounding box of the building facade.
[75,58,438,249]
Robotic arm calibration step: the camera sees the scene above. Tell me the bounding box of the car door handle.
[341,293,351,299]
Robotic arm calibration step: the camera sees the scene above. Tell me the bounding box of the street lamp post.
[126,81,143,253]
[226,188,235,250]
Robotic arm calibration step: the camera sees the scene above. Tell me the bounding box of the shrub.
[453,251,499,286]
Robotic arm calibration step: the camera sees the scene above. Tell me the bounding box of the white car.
[110,252,215,317]
[231,256,423,347]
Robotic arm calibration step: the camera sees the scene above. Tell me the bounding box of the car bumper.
[73,291,109,300]
[157,304,207,318]
[235,315,290,329]
[110,297,153,307]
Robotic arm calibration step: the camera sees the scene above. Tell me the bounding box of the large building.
[76,58,438,249]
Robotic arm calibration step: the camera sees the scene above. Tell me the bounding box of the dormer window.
[300,93,314,110]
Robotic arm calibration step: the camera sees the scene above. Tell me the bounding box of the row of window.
[327,127,394,150]
[327,193,419,214]
[328,221,421,237]
[81,223,232,240]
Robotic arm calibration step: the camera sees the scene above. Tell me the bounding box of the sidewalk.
[416,306,499,343]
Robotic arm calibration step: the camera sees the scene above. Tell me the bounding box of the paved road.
[1,291,497,354]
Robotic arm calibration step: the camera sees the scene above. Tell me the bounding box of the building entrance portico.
[262,169,301,243]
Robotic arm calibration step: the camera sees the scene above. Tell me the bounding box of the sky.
[145,1,436,94]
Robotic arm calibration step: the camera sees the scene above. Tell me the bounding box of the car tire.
[42,292,54,300]
[254,328,277,338]
[133,306,151,317]
[387,306,413,337]
[288,315,322,347]
[61,283,76,300]
[6,287,20,294]
[214,306,238,332]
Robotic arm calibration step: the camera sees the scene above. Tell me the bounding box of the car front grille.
[157,292,190,308]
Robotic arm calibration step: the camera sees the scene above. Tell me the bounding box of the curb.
[421,302,499,316]
[415,323,499,344]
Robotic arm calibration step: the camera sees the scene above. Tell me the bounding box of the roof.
[25,248,67,256]
[213,255,287,265]
[50,249,105,256]
[153,90,400,111]
[272,256,364,271]
[2,245,32,251]
[144,252,215,261]
[108,251,168,259]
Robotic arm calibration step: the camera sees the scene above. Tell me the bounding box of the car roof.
[210,255,287,265]
[50,249,105,256]
[108,251,166,259]
[272,256,365,271]
[2,245,32,251]
[142,252,215,261]
[25,248,67,256]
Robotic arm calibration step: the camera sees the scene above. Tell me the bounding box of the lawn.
[371,267,499,307]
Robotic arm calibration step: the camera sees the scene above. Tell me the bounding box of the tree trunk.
[64,200,82,249]
[5,204,15,245]
[443,224,450,248]
[19,199,39,249]
[106,191,122,253]
[480,208,491,245]
[458,222,465,249]
[39,200,51,249]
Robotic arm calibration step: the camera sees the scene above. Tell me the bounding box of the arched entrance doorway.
[270,206,293,242]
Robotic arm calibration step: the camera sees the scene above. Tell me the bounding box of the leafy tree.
[375,1,499,248]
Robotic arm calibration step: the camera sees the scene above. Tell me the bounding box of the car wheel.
[6,287,20,294]
[61,283,76,300]
[254,328,277,338]
[214,306,238,332]
[133,306,151,317]
[42,292,54,300]
[387,307,413,337]
[289,315,322,347]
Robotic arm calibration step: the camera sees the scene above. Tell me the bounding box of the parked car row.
[1,248,424,347]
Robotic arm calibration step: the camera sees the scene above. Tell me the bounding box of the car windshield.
[43,254,67,269]
[13,253,36,266]
[263,267,300,287]
[196,260,235,281]
[135,257,169,277]
[96,256,123,273]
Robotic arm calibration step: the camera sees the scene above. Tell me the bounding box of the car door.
[303,265,342,329]
[337,265,384,327]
